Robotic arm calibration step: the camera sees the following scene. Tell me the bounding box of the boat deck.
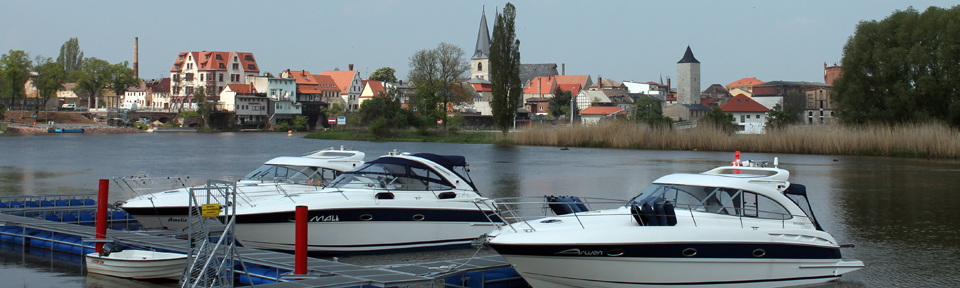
[0,213,510,287]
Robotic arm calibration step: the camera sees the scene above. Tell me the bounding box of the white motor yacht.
[481,156,864,288]
[120,147,365,230]
[230,152,497,253]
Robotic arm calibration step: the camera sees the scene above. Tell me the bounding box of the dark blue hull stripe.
[124,206,500,223]
[523,272,839,286]
[490,242,842,259]
[242,237,474,254]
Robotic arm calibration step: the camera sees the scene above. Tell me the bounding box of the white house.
[720,94,770,134]
[248,76,300,124]
[575,90,610,111]
[220,84,268,126]
[320,66,363,111]
[169,51,260,111]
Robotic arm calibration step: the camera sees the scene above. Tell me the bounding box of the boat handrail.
[480,197,809,231]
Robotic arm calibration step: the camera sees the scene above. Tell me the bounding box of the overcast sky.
[1,0,955,87]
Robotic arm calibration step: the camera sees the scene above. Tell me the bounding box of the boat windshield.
[328,162,454,191]
[243,164,340,185]
[627,183,794,220]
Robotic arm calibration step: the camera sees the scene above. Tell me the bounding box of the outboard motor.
[100,242,122,257]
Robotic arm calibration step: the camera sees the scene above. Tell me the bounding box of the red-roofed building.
[219,83,268,126]
[720,94,770,134]
[523,76,556,100]
[554,75,593,92]
[556,84,581,98]
[169,51,260,111]
[359,80,387,107]
[278,69,340,129]
[725,77,763,97]
[320,66,363,111]
[580,106,626,125]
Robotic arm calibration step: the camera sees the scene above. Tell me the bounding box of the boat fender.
[375,192,395,200]
[654,202,667,226]
[570,196,589,212]
[546,195,573,215]
[664,201,678,226]
[561,196,583,213]
[641,202,659,226]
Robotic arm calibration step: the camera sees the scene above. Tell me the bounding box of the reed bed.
[510,120,960,158]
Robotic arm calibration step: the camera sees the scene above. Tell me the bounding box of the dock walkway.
[0,213,510,287]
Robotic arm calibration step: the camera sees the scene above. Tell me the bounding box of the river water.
[0,132,958,287]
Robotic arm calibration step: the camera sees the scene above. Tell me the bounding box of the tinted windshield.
[628,183,793,220]
[328,162,453,191]
[243,164,339,185]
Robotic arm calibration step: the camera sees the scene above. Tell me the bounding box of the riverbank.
[304,128,501,144]
[510,121,960,158]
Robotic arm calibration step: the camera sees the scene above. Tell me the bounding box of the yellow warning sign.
[201,204,221,217]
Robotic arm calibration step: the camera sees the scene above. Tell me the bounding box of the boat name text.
[310,215,340,222]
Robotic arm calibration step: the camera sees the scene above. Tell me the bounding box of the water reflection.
[832,157,960,287]
[487,145,523,198]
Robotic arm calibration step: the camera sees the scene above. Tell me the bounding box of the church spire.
[472,7,491,60]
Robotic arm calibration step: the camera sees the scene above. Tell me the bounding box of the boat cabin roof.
[264,155,364,173]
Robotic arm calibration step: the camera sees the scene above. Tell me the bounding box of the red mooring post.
[95,179,109,253]
[295,205,308,275]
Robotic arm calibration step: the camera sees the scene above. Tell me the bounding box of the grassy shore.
[510,120,960,158]
[305,128,501,144]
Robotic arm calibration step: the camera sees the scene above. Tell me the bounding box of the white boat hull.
[500,254,862,288]
[85,250,187,280]
[235,219,493,253]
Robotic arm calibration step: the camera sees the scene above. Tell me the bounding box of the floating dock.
[0,195,524,287]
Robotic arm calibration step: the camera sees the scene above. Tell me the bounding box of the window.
[200,74,204,81]
[746,115,751,119]
[179,55,185,60]
[245,55,252,61]
[808,111,813,116]
[740,115,745,123]
[233,63,239,70]
[185,73,194,81]
[185,86,194,95]
[216,54,222,60]
[478,62,483,71]
[539,106,543,111]
[187,63,193,69]
[219,74,223,82]
[756,114,760,119]
[219,63,225,69]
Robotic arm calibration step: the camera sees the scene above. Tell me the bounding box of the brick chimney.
[133,37,139,79]
[666,77,671,91]
[597,76,602,90]
[349,64,354,71]
[562,63,565,75]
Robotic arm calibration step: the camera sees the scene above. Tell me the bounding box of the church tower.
[677,46,701,105]
[471,8,491,80]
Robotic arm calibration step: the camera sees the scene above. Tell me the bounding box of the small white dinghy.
[85,248,187,280]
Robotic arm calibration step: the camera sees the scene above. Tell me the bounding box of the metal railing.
[477,197,805,232]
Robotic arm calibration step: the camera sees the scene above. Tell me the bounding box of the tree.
[369,67,398,83]
[360,88,406,124]
[56,38,83,81]
[107,61,141,110]
[1,50,33,117]
[193,86,209,128]
[489,3,522,136]
[765,103,799,130]
[833,6,960,126]
[700,106,736,132]
[408,42,470,125]
[782,89,806,120]
[292,115,309,131]
[549,86,573,118]
[32,57,66,121]
[74,57,110,109]
[634,97,672,127]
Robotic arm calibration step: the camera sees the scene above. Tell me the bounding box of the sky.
[1,0,956,88]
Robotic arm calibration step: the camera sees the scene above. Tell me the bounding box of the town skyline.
[1,0,954,87]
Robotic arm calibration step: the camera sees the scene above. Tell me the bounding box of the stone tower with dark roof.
[471,8,491,80]
[677,46,701,105]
